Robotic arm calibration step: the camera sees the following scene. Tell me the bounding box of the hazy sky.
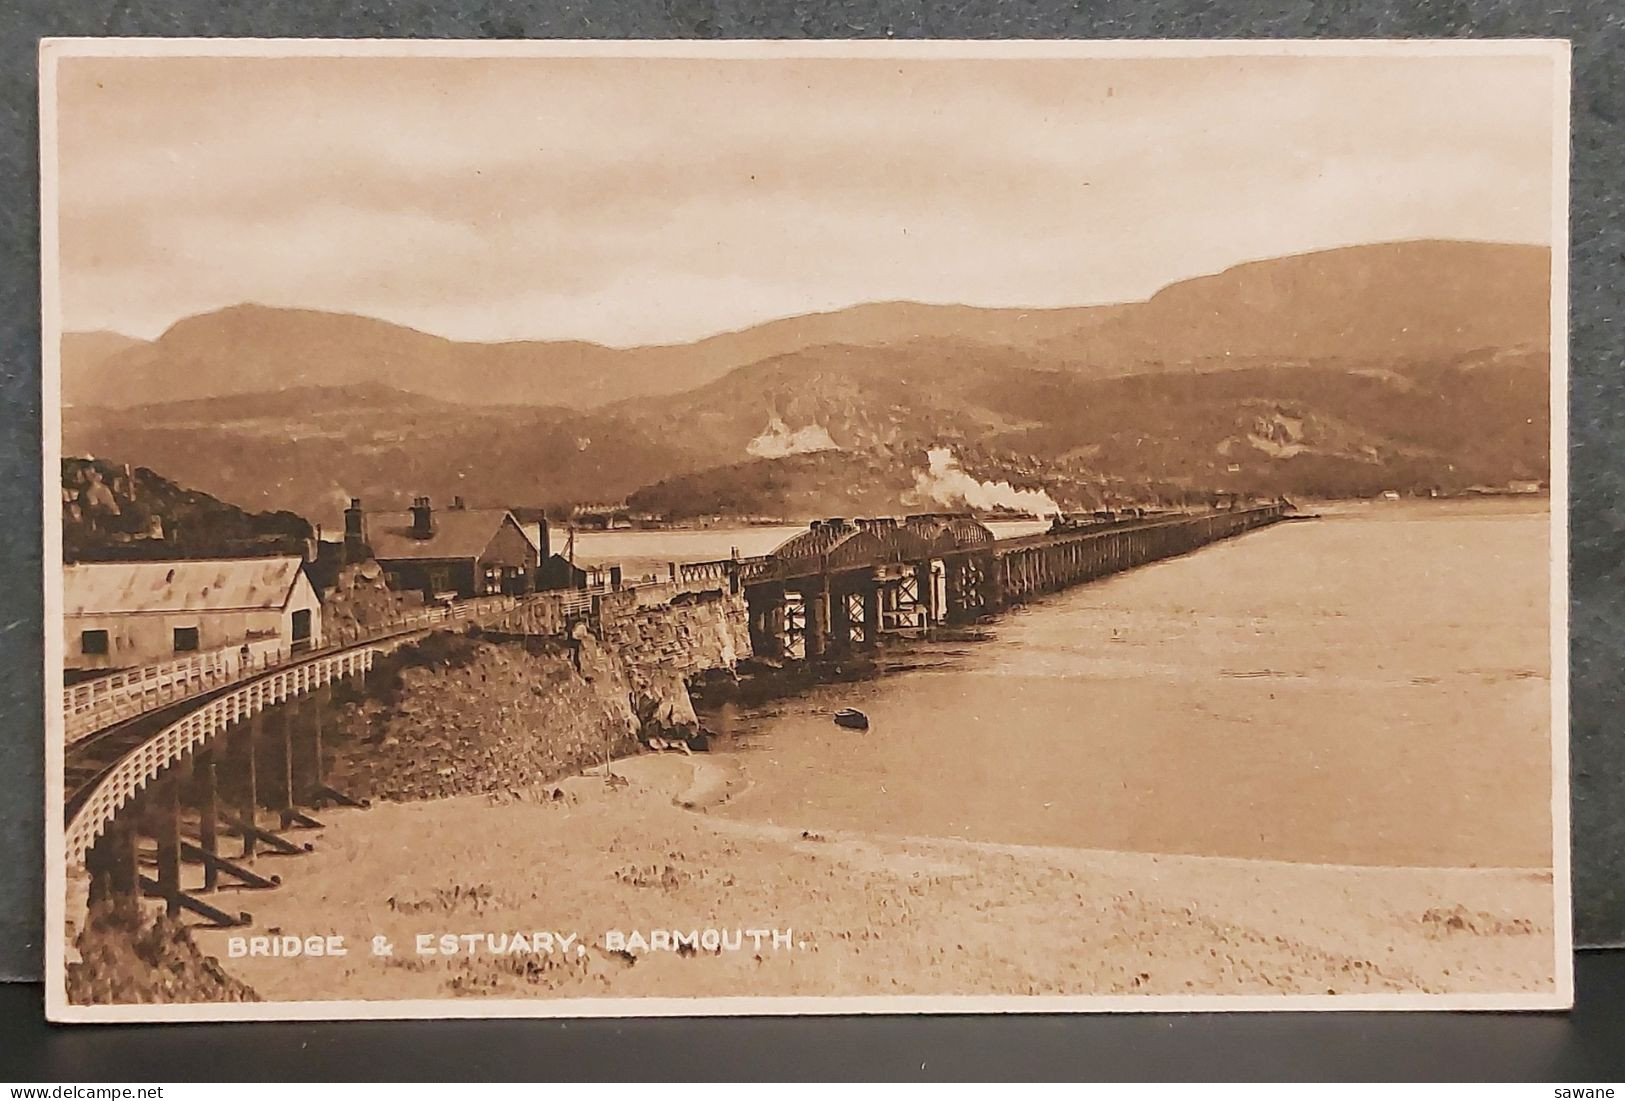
[52,49,1559,346]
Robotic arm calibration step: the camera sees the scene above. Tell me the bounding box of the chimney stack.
[344,498,368,554]
[450,495,466,511]
[410,496,435,539]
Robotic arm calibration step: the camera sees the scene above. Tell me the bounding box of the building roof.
[65,556,308,616]
[366,508,520,562]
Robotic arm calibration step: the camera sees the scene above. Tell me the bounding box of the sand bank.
[194,752,1556,1003]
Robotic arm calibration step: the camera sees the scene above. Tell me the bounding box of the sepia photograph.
[39,38,1571,1020]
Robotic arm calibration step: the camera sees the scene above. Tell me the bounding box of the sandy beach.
[193,752,1556,1003]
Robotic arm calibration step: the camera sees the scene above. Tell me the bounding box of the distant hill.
[60,331,148,401]
[628,450,936,521]
[64,384,714,527]
[60,299,1115,412]
[620,344,1549,516]
[1028,239,1550,368]
[66,343,1549,523]
[61,240,1551,518]
[61,240,1547,411]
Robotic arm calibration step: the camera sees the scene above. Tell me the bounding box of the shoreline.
[189,750,1557,1003]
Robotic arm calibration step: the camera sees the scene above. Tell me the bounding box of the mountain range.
[62,239,1552,523]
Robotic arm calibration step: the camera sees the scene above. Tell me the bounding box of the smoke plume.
[747,415,840,459]
[913,447,1062,518]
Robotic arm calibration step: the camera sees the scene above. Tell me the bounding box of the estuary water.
[701,500,1555,870]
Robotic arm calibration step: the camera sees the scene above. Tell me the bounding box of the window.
[173,626,200,652]
[80,629,109,656]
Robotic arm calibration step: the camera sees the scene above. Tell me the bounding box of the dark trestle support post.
[240,710,262,858]
[155,774,182,918]
[805,581,829,659]
[746,584,787,660]
[196,748,219,892]
[111,817,139,900]
[278,700,297,824]
[310,685,329,796]
[828,582,852,654]
[915,562,937,625]
[88,816,140,906]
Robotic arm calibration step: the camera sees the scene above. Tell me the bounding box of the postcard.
[40,37,1571,1020]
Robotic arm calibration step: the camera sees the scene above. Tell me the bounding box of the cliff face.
[325,591,753,803]
[328,633,640,804]
[595,587,754,738]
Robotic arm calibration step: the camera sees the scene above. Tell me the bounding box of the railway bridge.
[62,502,1293,932]
[679,503,1292,661]
[61,592,586,930]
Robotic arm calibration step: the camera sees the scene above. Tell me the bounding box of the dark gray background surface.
[4,954,1625,1079]
[1,0,1620,992]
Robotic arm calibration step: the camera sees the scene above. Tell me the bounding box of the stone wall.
[598,586,752,682]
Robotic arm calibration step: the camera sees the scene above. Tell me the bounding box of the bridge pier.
[804,580,829,660]
[746,583,787,660]
[86,816,139,907]
[237,711,261,858]
[828,583,853,655]
[916,560,944,625]
[945,555,991,621]
[859,579,880,647]
[151,772,183,919]
[985,551,1007,607]
[307,685,330,800]
[194,748,220,892]
[276,701,296,827]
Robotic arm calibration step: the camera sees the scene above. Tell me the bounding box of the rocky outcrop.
[321,589,751,802]
[61,456,311,563]
[600,588,751,748]
[67,899,258,1005]
[328,632,640,803]
[321,559,425,635]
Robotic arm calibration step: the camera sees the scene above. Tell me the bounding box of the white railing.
[63,641,293,745]
[64,593,524,744]
[64,646,376,869]
[548,590,596,617]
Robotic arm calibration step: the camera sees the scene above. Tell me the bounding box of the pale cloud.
[52,51,1558,345]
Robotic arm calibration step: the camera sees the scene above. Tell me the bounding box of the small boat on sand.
[832,708,870,731]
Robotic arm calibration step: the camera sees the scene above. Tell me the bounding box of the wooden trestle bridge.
[685,503,1292,660]
[63,502,1291,930]
[62,593,561,928]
